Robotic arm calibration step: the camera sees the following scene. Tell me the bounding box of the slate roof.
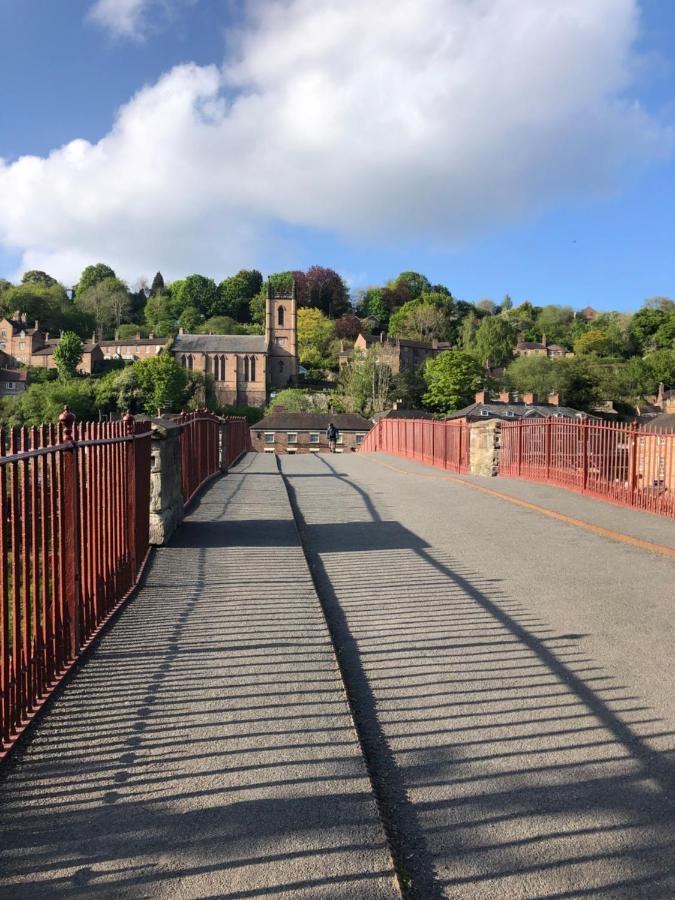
[31,339,99,357]
[645,413,675,432]
[173,334,267,353]
[1,319,40,335]
[374,409,434,421]
[446,401,589,422]
[252,412,372,432]
[0,368,28,382]
[99,338,167,348]
[360,333,438,351]
[516,341,545,350]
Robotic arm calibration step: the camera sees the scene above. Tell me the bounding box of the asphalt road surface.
[281,451,674,899]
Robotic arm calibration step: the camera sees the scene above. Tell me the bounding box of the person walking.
[326,422,338,453]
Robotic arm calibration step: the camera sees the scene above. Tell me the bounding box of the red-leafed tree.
[335,314,362,340]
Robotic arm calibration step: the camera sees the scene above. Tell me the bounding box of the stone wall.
[469,420,501,477]
[148,418,185,545]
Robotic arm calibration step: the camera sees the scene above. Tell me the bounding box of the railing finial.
[123,409,135,434]
[59,405,76,441]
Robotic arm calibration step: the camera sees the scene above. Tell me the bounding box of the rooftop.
[0,368,28,382]
[253,412,372,431]
[173,334,267,354]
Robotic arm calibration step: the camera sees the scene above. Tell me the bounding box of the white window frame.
[309,432,320,444]
[5,382,15,390]
[336,432,344,445]
[355,433,366,446]
[264,432,275,444]
[287,432,298,444]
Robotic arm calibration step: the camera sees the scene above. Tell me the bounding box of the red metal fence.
[0,410,152,757]
[172,411,252,506]
[501,419,675,518]
[360,417,470,473]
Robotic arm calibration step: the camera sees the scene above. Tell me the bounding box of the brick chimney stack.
[475,390,488,404]
[522,391,536,405]
[499,391,511,403]
[548,392,560,406]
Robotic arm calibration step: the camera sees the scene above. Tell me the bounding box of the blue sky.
[1,0,674,312]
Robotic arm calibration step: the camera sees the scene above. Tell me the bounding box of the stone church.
[172,282,298,406]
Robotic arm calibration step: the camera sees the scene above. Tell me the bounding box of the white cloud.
[87,0,191,40]
[1,0,670,283]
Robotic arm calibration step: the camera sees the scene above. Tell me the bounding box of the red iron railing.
[360,417,469,473]
[500,419,675,518]
[0,409,152,757]
[172,411,251,506]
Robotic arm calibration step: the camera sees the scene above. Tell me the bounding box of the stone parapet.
[148,417,185,545]
[469,419,502,477]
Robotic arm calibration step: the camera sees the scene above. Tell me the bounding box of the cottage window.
[355,433,365,446]
[264,432,275,444]
[309,432,319,444]
[19,341,25,350]
[336,432,343,444]
[287,432,298,444]
[480,410,489,417]
[6,382,14,390]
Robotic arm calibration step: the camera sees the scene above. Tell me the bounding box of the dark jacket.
[326,424,338,440]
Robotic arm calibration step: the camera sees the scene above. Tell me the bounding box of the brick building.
[0,368,28,397]
[251,412,371,454]
[340,332,451,375]
[172,283,298,407]
[446,390,590,423]
[99,335,167,361]
[514,336,571,359]
[0,316,103,373]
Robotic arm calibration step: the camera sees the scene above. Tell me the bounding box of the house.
[99,335,167,361]
[0,315,103,374]
[514,335,571,359]
[251,411,372,454]
[171,283,298,407]
[446,391,590,423]
[0,368,28,397]
[579,306,599,322]
[344,332,451,375]
[372,401,434,423]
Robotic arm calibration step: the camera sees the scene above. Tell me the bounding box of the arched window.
[277,305,285,326]
[211,355,218,380]
[180,355,186,368]
[250,355,256,382]
[278,360,284,373]
[244,356,249,382]
[187,354,194,371]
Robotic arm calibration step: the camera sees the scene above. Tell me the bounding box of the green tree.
[117,323,147,339]
[422,351,485,414]
[53,332,83,381]
[474,316,517,367]
[143,293,176,336]
[459,312,480,353]
[76,277,131,338]
[4,380,95,426]
[21,270,58,287]
[505,355,556,398]
[629,305,667,353]
[178,306,203,332]
[217,270,262,322]
[150,271,165,295]
[170,274,218,318]
[357,287,389,324]
[653,311,675,350]
[389,300,448,342]
[267,389,327,413]
[390,271,432,300]
[133,354,188,414]
[476,299,497,316]
[297,308,337,369]
[338,344,396,415]
[574,329,612,356]
[76,263,116,298]
[534,305,575,345]
[645,349,675,386]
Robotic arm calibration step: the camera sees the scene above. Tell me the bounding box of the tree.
[338,344,396,415]
[150,272,165,295]
[5,380,95,426]
[474,316,517,367]
[178,306,203,332]
[459,312,480,353]
[217,270,262,322]
[476,299,497,316]
[199,315,238,334]
[501,294,513,312]
[143,293,176,337]
[133,354,188,414]
[267,389,328,413]
[653,311,675,350]
[645,349,675,386]
[390,271,432,300]
[76,277,130,338]
[534,305,575,345]
[389,300,448,342]
[21,270,58,288]
[0,282,88,335]
[392,368,426,408]
[574,329,612,356]
[297,308,336,369]
[117,323,146,340]
[170,274,218,318]
[335,315,362,340]
[505,355,556,397]
[304,266,350,317]
[53,332,83,381]
[76,263,116,298]
[357,287,389,324]
[423,351,485,414]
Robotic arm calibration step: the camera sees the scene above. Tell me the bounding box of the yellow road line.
[362,455,675,560]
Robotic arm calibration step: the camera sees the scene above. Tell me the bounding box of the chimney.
[34,319,39,331]
[393,399,404,410]
[548,392,560,406]
[136,333,141,340]
[45,332,49,342]
[380,332,384,343]
[475,390,488,404]
[431,338,438,350]
[499,391,511,403]
[541,333,547,348]
[149,332,154,339]
[179,327,184,335]
[522,391,536,405]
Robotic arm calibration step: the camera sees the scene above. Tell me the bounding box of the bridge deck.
[1,451,673,899]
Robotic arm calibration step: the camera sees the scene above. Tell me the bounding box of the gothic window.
[211,355,218,380]
[277,305,285,326]
[221,355,226,380]
[244,356,250,382]
[180,354,186,368]
[187,354,194,371]
[250,355,256,382]
[278,360,284,373]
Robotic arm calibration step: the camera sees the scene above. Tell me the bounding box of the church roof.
[173,334,267,354]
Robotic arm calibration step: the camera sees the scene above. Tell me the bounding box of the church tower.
[265,279,298,389]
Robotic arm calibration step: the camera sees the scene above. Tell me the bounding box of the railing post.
[545,418,552,479]
[59,406,81,658]
[581,421,588,492]
[517,423,523,477]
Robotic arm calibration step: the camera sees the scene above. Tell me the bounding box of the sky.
[1,0,674,312]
